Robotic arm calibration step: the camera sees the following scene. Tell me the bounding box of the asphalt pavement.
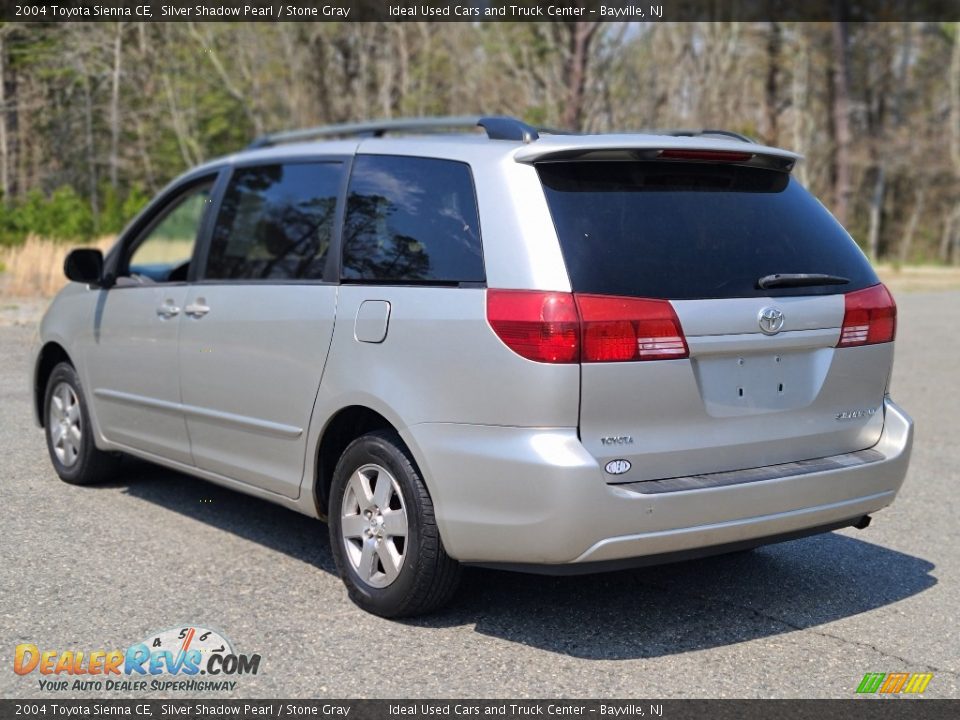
[1,291,957,698]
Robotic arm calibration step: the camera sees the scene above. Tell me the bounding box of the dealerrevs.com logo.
[14,625,261,693]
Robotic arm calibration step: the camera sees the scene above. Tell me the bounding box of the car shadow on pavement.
[114,461,937,660]
[444,542,936,659]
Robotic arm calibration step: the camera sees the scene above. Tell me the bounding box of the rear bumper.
[402,397,913,566]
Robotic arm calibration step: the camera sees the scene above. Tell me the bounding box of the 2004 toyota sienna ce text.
[31,116,913,617]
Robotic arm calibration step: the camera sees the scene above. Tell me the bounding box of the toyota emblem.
[758,307,785,335]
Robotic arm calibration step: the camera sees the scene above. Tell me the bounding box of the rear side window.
[537,161,878,300]
[341,155,484,284]
[205,162,342,281]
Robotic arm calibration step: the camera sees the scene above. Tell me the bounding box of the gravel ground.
[0,291,957,699]
[0,296,48,328]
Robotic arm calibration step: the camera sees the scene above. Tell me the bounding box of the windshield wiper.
[757,273,850,290]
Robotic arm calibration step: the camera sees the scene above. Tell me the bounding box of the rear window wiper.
[757,273,850,290]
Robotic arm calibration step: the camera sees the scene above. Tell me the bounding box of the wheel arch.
[34,342,74,428]
[313,405,403,518]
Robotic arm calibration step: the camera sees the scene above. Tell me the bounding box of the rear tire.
[43,362,119,485]
[328,430,461,617]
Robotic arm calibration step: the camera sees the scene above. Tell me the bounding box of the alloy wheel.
[339,463,409,588]
[49,382,82,467]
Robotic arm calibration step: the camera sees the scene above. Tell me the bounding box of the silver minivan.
[32,117,913,617]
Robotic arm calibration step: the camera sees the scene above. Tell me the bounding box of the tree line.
[1,21,958,264]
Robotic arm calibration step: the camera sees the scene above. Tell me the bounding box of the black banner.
[1,0,959,23]
[2,700,960,720]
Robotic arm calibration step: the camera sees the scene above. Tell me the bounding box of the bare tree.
[108,23,123,189]
[558,20,600,131]
[946,22,960,263]
[0,25,12,203]
[763,22,782,145]
[831,20,852,227]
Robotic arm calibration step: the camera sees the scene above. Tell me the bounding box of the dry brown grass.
[875,264,960,293]
[0,235,114,298]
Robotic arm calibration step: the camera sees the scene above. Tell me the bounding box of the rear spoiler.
[513,134,801,172]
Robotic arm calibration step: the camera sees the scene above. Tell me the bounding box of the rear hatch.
[535,154,895,483]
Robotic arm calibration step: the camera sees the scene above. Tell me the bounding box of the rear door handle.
[184,301,210,318]
[156,301,180,319]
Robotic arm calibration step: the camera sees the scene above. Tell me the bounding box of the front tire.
[43,362,118,485]
[328,430,461,617]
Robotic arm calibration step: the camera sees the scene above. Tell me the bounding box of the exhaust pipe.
[853,515,872,530]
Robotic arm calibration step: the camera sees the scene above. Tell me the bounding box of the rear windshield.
[537,161,878,300]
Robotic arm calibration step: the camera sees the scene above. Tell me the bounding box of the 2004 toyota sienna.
[32,116,914,617]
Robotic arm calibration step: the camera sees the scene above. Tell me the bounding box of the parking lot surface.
[1,291,957,698]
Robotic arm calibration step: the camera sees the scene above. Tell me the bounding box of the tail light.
[576,294,688,362]
[486,290,688,363]
[837,283,896,348]
[486,290,579,363]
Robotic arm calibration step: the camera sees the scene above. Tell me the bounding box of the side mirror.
[64,248,104,286]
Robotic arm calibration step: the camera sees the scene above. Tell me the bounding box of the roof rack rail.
[247,119,752,149]
[477,116,539,143]
[650,128,756,143]
[247,115,541,149]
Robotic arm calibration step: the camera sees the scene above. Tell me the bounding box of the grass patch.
[0,235,114,298]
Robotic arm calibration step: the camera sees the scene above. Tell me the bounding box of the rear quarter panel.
[310,285,580,430]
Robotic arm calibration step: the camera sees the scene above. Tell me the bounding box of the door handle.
[156,302,180,319]
[185,301,210,318]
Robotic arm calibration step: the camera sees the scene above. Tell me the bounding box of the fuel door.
[355,300,391,343]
